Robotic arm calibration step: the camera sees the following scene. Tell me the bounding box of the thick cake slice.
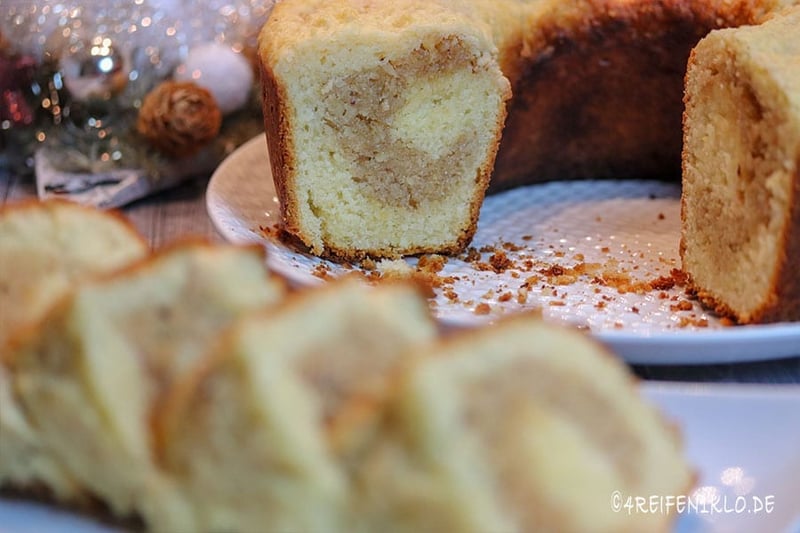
[154,279,437,533]
[352,316,692,533]
[259,0,510,260]
[681,6,800,323]
[4,243,285,530]
[0,200,147,349]
[0,200,147,500]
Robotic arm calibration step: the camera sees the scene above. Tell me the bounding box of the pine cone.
[136,81,222,158]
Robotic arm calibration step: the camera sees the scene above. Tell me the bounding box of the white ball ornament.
[174,43,254,114]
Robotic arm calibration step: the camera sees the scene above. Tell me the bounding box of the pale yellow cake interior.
[157,280,437,533]
[8,244,285,530]
[0,201,147,500]
[0,201,147,350]
[263,1,509,256]
[353,318,691,533]
[681,7,800,321]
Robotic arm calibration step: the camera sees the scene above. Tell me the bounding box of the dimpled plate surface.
[206,135,800,364]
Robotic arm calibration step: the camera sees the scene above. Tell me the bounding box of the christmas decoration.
[174,42,254,114]
[0,0,276,208]
[59,36,129,102]
[1,54,36,127]
[137,81,222,157]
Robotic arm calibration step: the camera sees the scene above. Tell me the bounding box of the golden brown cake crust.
[259,62,298,246]
[491,0,775,191]
[0,198,146,249]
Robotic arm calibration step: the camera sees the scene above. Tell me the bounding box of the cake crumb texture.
[681,6,800,324]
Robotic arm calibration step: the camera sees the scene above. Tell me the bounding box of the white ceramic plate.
[2,383,798,533]
[205,135,800,365]
[644,383,800,533]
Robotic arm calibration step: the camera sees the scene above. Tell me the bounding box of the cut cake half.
[259,0,510,260]
[681,6,800,323]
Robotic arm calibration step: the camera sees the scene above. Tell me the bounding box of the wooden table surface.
[3,168,799,384]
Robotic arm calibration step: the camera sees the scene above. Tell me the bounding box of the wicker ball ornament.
[136,81,222,158]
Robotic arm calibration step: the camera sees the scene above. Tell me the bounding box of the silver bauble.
[59,36,129,102]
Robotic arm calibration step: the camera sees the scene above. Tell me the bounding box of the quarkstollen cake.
[258,0,797,260]
[681,6,800,324]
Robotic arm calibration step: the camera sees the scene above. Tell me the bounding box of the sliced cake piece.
[352,316,692,533]
[259,0,510,260]
[0,200,147,500]
[0,200,147,350]
[681,6,800,323]
[5,243,285,530]
[155,279,437,533]
[0,365,82,500]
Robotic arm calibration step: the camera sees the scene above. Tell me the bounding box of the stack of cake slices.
[0,200,691,532]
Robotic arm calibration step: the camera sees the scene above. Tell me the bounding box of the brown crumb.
[548,301,566,307]
[443,289,459,302]
[474,303,491,315]
[670,300,693,312]
[502,241,525,252]
[417,254,446,274]
[463,247,481,263]
[540,264,565,277]
[498,292,513,303]
[670,268,690,286]
[522,275,540,289]
[312,263,333,280]
[658,213,665,220]
[678,316,708,328]
[650,276,675,291]
[517,287,529,304]
[489,251,513,273]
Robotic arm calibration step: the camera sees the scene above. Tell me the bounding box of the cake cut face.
[352,316,692,533]
[259,0,510,260]
[0,200,147,500]
[6,243,285,529]
[681,6,800,324]
[155,279,437,532]
[0,200,147,350]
